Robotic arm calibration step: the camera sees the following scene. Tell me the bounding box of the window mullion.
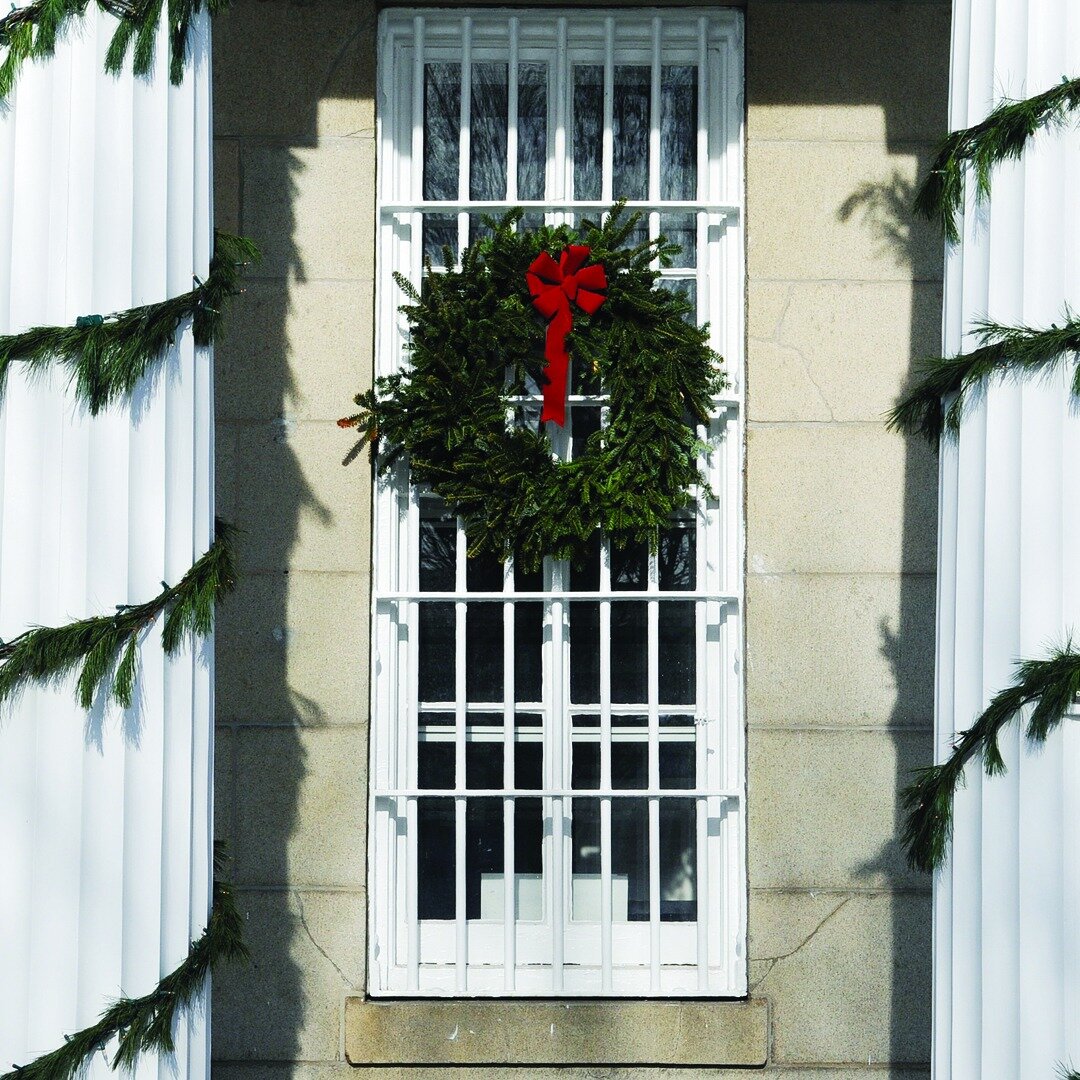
[507,16,519,204]
[553,17,568,223]
[454,515,468,991]
[599,535,613,993]
[648,543,661,992]
[457,16,473,258]
[648,16,661,255]
[502,557,516,990]
[405,482,421,991]
[548,556,566,990]
[601,16,614,208]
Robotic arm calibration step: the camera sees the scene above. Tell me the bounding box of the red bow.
[526,245,607,426]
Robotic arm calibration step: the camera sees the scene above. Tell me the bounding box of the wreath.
[340,206,727,571]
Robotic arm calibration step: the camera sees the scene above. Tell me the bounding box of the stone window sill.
[344,996,769,1067]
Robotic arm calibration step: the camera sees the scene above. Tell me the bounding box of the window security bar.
[373,788,741,799]
[381,199,740,215]
[375,590,740,602]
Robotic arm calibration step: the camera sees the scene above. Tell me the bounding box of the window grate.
[370,7,745,998]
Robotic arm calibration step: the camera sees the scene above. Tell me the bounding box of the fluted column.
[0,8,215,1078]
[935,1,1080,1077]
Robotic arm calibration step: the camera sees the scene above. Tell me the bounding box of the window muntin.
[371,8,745,997]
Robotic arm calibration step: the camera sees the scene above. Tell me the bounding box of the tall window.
[370,8,745,997]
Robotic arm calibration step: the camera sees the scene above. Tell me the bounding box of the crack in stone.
[749,894,854,992]
[297,894,352,989]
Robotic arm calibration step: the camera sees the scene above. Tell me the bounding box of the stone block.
[214,0,375,141]
[747,140,943,283]
[215,570,368,726]
[215,1068,929,1080]
[749,891,931,1065]
[215,420,239,524]
[232,419,371,575]
[242,140,376,283]
[748,728,932,889]
[234,726,367,889]
[747,423,938,575]
[214,139,241,235]
[747,280,943,423]
[214,724,234,849]
[747,1,950,144]
[745,571,935,727]
[344,998,768,1067]
[215,279,375,423]
[212,888,364,1062]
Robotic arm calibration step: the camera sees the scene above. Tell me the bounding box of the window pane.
[612,741,648,789]
[467,739,503,789]
[658,277,697,324]
[466,602,502,701]
[572,740,600,790]
[515,736,543,789]
[418,740,455,789]
[572,65,602,200]
[423,212,458,266]
[611,601,647,703]
[661,212,696,268]
[467,796,503,918]
[611,540,647,591]
[613,798,649,921]
[466,550,502,591]
[420,501,456,591]
[424,62,460,199]
[515,602,542,702]
[659,521,696,590]
[571,405,600,461]
[659,798,697,921]
[418,602,454,702]
[570,797,600,919]
[659,736,695,789]
[471,62,508,200]
[518,61,548,200]
[613,66,650,201]
[660,65,697,200]
[570,602,600,703]
[658,601,695,705]
[570,534,600,592]
[418,798,455,919]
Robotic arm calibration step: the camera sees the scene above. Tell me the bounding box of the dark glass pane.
[612,741,648,790]
[611,601,647,703]
[659,277,697,324]
[661,65,697,200]
[515,797,543,876]
[424,63,460,200]
[570,534,600,592]
[514,555,543,592]
[611,540,648,591]
[613,798,649,921]
[658,601,695,705]
[571,797,600,919]
[420,505,455,591]
[571,406,600,461]
[659,739,695,789]
[419,710,455,727]
[466,797,503,919]
[659,798,697,921]
[418,798,455,919]
[466,602,502,701]
[418,602,454,702]
[515,740,543,789]
[422,213,458,265]
[468,212,495,247]
[570,602,600,703]
[518,62,548,200]
[471,62,508,200]
[466,549,503,591]
[418,742,455,789]
[572,65,602,200]
[661,212,696,268]
[515,602,542,703]
[659,522,695,590]
[572,741,600,790]
[613,66,650,201]
[466,741,503,789]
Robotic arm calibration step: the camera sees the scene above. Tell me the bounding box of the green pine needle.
[0,868,247,1080]
[902,644,1080,873]
[887,312,1080,443]
[343,204,727,570]
[0,231,258,415]
[0,518,236,713]
[916,76,1080,242]
[0,0,229,102]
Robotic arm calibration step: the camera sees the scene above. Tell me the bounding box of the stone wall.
[210,1,949,1075]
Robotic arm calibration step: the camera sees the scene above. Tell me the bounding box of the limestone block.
[215,570,368,726]
[214,138,241,234]
[747,140,943,284]
[213,0,375,141]
[214,724,234,849]
[747,280,943,423]
[748,891,931,1065]
[232,419,371,575]
[748,728,933,889]
[215,279,375,423]
[747,423,937,575]
[242,140,376,282]
[234,726,367,889]
[747,0,950,144]
[212,889,365,1062]
[745,571,935,726]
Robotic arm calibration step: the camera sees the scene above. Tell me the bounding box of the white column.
[0,8,214,1079]
[935,1,1080,1077]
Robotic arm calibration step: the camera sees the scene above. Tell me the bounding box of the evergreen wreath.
[340,206,727,570]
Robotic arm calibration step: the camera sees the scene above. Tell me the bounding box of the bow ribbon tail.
[540,302,573,426]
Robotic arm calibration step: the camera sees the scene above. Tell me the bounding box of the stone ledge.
[344,997,769,1067]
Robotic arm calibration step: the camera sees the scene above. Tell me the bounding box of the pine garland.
[0,232,258,415]
[341,205,727,570]
[0,518,236,712]
[915,76,1080,242]
[887,313,1080,442]
[901,645,1080,873]
[0,863,247,1080]
[0,0,230,101]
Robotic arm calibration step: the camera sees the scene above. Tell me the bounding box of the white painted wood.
[935,0,1080,1076]
[0,7,215,1077]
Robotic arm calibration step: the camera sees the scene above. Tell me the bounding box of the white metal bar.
[600,526,613,993]
[503,557,516,990]
[375,787,740,799]
[456,795,468,991]
[550,558,566,990]
[377,590,740,603]
[649,16,662,255]
[457,15,473,259]
[648,537,661,990]
[553,16,568,220]
[381,199,739,214]
[405,473,422,989]
[696,794,709,990]
[601,17,614,206]
[454,513,468,991]
[507,17,519,204]
[695,17,708,330]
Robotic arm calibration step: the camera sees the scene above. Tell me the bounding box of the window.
[369,8,745,997]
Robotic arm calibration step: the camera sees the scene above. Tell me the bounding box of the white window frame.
[369,6,746,998]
